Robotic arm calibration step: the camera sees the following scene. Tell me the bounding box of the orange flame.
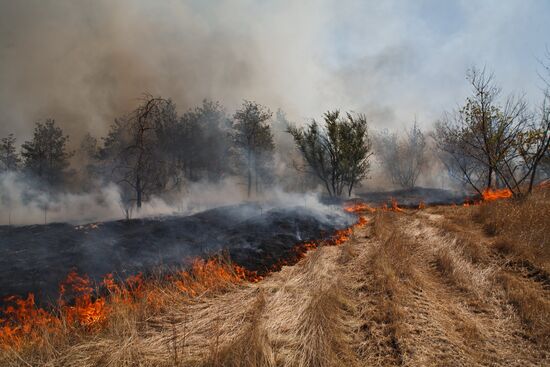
[0,214,367,350]
[344,202,376,213]
[174,258,246,296]
[390,198,404,212]
[482,188,512,201]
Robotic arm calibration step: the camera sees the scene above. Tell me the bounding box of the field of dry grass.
[1,189,549,366]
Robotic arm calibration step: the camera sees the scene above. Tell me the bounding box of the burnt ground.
[0,203,352,306]
[356,186,471,207]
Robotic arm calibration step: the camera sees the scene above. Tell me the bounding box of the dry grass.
[2,192,549,366]
[286,283,357,367]
[355,213,417,365]
[475,189,550,270]
[497,272,550,346]
[211,292,275,367]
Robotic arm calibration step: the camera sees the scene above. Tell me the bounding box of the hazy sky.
[0,0,549,142]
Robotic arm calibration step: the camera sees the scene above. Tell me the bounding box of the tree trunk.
[136,175,142,209]
[486,167,493,189]
[247,151,252,198]
[348,181,354,197]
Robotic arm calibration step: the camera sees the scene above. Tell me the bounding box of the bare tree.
[101,96,173,209]
[233,101,274,197]
[375,120,426,188]
[289,110,372,197]
[498,90,550,194]
[434,67,529,195]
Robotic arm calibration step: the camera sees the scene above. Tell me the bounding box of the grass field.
[1,189,549,366]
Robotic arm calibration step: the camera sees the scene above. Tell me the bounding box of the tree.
[0,134,20,172]
[434,67,529,195]
[500,90,550,194]
[289,110,372,197]
[160,99,233,184]
[21,119,73,186]
[101,96,174,209]
[233,101,274,197]
[375,120,426,188]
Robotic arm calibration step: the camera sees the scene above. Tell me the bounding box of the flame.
[0,213,367,350]
[174,258,247,296]
[59,271,109,328]
[0,294,60,349]
[344,202,376,213]
[418,201,426,209]
[481,188,512,201]
[390,198,404,212]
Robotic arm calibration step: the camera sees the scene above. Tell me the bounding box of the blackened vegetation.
[356,187,471,208]
[0,204,353,306]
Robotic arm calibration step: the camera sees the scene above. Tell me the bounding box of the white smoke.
[0,171,350,226]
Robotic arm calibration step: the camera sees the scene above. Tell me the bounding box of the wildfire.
[0,212,368,351]
[481,188,512,201]
[344,202,376,213]
[59,271,109,328]
[345,199,406,213]
[390,198,404,212]
[174,258,247,296]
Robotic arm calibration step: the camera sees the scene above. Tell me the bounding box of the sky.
[0,0,549,142]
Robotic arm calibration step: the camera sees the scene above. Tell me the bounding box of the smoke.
[2,0,546,143]
[0,171,341,225]
[0,0,333,141]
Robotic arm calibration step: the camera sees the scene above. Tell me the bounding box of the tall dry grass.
[474,189,550,270]
[472,188,550,347]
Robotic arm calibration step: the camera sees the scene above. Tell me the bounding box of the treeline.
[0,99,303,216]
[2,64,550,217]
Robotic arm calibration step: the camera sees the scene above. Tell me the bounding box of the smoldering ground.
[0,199,354,306]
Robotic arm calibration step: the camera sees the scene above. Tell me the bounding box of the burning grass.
[0,257,249,356]
[0,213,368,365]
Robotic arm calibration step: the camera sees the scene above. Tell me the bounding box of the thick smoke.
[1,1,546,225]
[3,0,544,142]
[0,170,340,225]
[0,0,337,141]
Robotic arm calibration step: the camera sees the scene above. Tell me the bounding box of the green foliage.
[21,119,73,186]
[289,110,372,197]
